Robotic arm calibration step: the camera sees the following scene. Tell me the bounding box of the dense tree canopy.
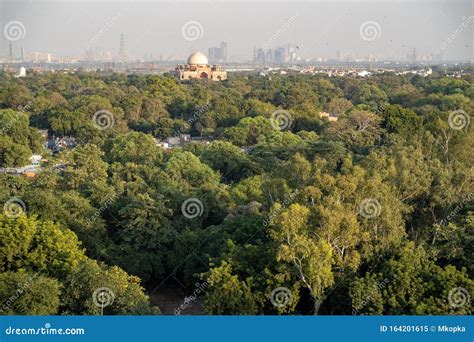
[0,69,472,315]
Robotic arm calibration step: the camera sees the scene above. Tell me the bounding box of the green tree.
[0,272,61,315]
[202,261,261,315]
[271,204,334,314]
[62,258,159,315]
[350,242,473,315]
[200,140,256,182]
[106,132,163,165]
[0,214,84,277]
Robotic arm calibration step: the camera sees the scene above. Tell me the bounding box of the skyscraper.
[208,42,228,63]
[220,41,227,62]
[274,47,286,64]
[119,33,126,62]
[255,48,266,64]
[208,47,219,63]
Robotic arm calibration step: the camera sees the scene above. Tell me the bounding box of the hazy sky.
[1,0,473,61]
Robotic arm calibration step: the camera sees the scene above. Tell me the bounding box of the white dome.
[187,52,208,65]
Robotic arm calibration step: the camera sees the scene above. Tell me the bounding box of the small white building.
[16,67,27,78]
[357,70,371,78]
[156,141,169,149]
[167,134,191,147]
[156,134,192,149]
[0,154,43,177]
[30,155,42,166]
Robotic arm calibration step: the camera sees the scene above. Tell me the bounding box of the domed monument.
[175,52,227,81]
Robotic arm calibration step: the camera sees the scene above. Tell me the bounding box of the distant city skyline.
[0,38,462,65]
[1,0,472,63]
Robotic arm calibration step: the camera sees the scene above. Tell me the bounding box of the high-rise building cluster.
[7,43,27,61]
[0,33,463,65]
[253,44,299,65]
[208,42,227,63]
[4,42,65,63]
